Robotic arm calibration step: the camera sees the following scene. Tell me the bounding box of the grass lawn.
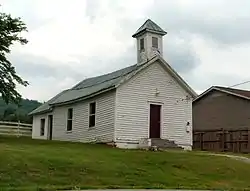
[1,136,250,191]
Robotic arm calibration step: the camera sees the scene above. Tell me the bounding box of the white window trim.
[89,102,96,128]
[66,108,73,132]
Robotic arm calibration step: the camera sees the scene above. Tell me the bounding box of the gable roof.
[29,63,143,115]
[30,90,68,115]
[193,86,250,103]
[216,86,250,98]
[29,55,197,115]
[132,19,167,38]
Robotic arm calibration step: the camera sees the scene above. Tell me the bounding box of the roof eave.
[116,55,197,99]
[193,86,250,103]
[157,56,197,98]
[132,29,167,38]
[28,108,53,116]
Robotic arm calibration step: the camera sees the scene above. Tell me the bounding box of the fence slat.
[193,128,250,153]
[0,121,32,137]
[0,121,32,127]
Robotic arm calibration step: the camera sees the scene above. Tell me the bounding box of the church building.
[30,19,197,150]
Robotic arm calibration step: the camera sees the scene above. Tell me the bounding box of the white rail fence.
[0,121,32,137]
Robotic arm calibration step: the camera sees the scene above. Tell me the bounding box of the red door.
[149,104,161,138]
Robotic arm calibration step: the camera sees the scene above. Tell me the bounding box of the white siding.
[115,61,192,148]
[32,113,50,139]
[51,90,115,142]
[136,33,163,63]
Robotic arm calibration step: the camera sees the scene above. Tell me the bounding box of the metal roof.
[29,89,69,115]
[30,55,197,116]
[132,19,167,38]
[29,63,143,115]
[215,86,250,98]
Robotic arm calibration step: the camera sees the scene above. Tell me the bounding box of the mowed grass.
[1,136,250,191]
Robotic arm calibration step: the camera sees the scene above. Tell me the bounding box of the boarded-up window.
[140,38,144,51]
[152,37,158,48]
[40,118,45,136]
[67,108,73,131]
[89,102,96,128]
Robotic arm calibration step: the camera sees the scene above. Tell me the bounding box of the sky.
[1,0,250,102]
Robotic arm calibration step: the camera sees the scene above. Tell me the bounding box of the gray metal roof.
[132,19,167,38]
[29,63,144,115]
[29,90,69,115]
[30,55,197,116]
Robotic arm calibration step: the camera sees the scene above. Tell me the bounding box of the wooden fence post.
[221,128,225,152]
[17,120,20,137]
[194,128,250,153]
[0,121,32,137]
[200,133,203,150]
[248,130,250,152]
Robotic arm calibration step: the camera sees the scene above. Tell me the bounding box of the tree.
[3,107,16,118]
[0,10,28,104]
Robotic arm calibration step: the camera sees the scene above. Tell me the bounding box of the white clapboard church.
[30,19,197,150]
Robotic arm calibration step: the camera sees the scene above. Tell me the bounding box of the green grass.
[1,136,250,191]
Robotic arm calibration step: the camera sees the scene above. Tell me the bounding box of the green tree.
[3,107,16,118]
[0,10,28,104]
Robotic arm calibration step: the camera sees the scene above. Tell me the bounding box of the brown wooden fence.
[193,128,250,153]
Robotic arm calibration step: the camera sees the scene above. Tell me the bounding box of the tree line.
[0,97,41,124]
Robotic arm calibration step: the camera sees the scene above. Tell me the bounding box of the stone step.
[151,138,182,149]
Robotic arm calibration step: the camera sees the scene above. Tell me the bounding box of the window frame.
[89,102,96,128]
[67,108,73,132]
[140,38,145,52]
[152,37,158,48]
[40,118,45,136]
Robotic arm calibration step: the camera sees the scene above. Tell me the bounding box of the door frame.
[148,101,164,139]
[47,114,53,140]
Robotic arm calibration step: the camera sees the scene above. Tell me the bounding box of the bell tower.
[132,19,167,63]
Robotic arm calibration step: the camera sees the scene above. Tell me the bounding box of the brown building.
[193,86,250,153]
[193,86,250,131]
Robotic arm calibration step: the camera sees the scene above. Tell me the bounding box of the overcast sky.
[1,0,250,102]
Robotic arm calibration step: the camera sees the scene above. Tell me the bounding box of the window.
[140,38,144,51]
[67,108,73,131]
[40,118,45,136]
[89,102,96,128]
[152,37,158,48]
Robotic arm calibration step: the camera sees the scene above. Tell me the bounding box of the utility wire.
[228,80,250,88]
